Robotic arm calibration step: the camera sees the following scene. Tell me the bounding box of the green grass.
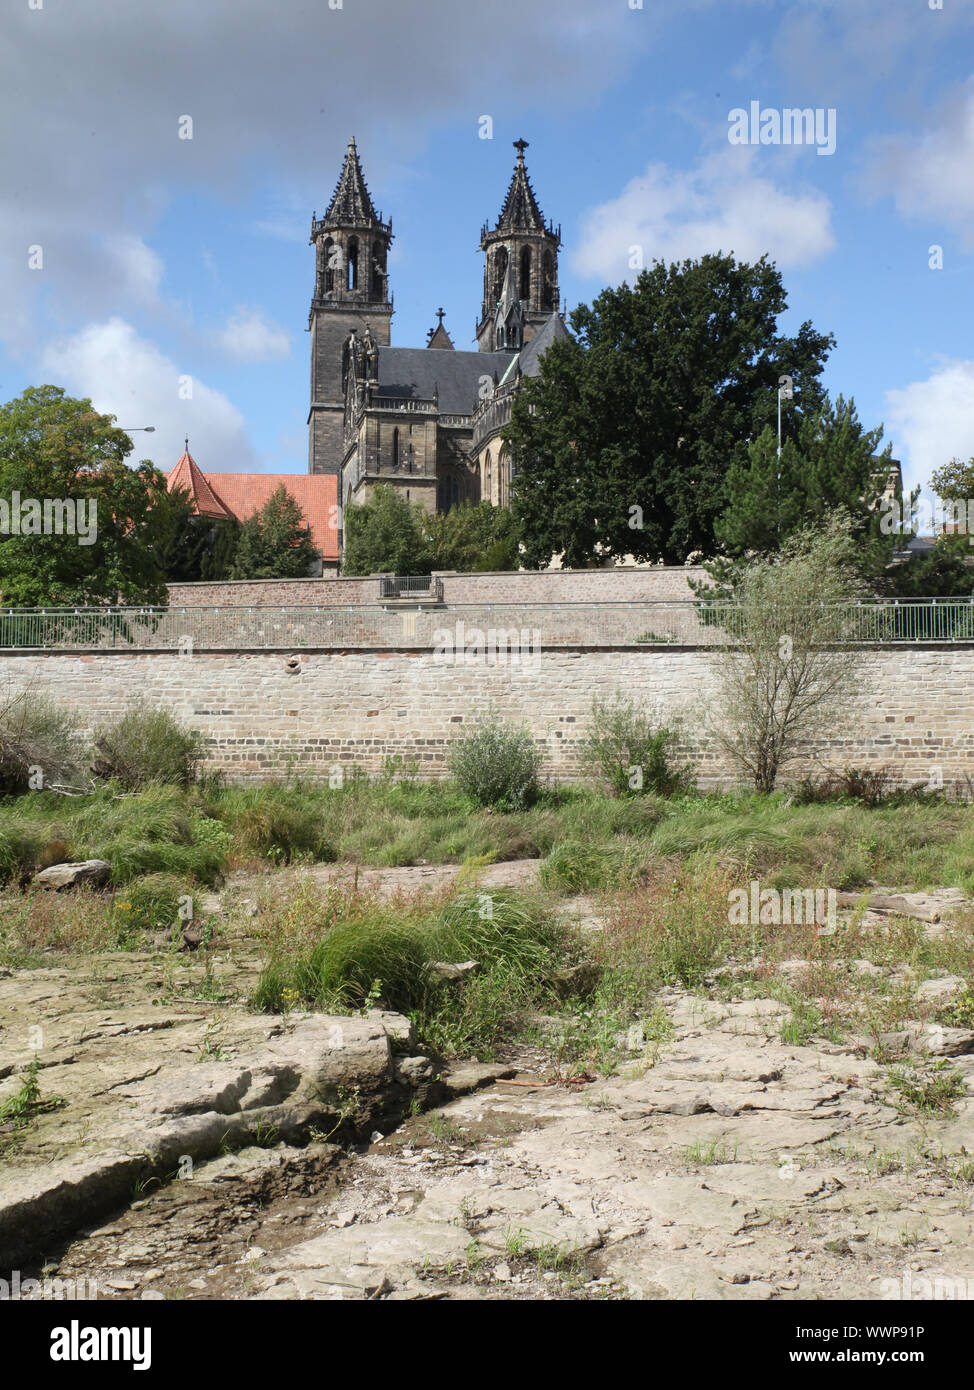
[251,881,577,1060]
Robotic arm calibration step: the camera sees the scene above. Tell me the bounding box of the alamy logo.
[728,879,837,931]
[50,1320,151,1371]
[0,492,97,546]
[728,102,837,156]
[432,621,541,667]
[0,1270,97,1300]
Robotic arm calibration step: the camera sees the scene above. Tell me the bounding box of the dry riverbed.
[2,866,974,1301]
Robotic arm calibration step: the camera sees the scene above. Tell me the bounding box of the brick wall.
[6,645,972,788]
[166,565,706,608]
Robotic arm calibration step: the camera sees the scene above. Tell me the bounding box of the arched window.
[520,246,532,301]
[371,240,384,298]
[485,451,493,502]
[492,247,508,304]
[498,446,508,507]
[323,238,336,295]
[347,237,359,291]
[542,251,555,310]
[496,325,505,349]
[392,427,400,469]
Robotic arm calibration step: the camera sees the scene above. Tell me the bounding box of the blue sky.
[2,0,973,505]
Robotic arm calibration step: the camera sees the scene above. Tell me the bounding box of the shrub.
[112,873,189,941]
[539,839,642,894]
[449,710,543,810]
[582,692,693,797]
[0,687,82,794]
[92,702,204,790]
[215,784,335,864]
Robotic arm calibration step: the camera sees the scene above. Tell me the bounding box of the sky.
[2,0,973,505]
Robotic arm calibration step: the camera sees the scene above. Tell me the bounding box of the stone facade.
[6,646,973,788]
[309,136,567,525]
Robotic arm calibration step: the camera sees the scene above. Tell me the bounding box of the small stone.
[493,1262,512,1282]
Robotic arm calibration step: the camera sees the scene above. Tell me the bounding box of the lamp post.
[120,426,155,433]
[776,376,793,459]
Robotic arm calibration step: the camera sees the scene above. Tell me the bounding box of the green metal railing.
[0,599,971,650]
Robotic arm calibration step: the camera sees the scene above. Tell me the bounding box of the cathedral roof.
[498,311,571,385]
[375,346,514,416]
[322,137,381,227]
[426,309,455,349]
[492,139,550,235]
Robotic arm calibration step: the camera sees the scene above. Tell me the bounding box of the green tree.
[229,485,316,580]
[423,502,521,572]
[151,485,214,582]
[505,254,834,569]
[931,456,974,505]
[716,397,893,557]
[0,385,168,606]
[342,484,431,575]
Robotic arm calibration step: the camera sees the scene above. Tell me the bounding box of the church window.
[323,239,336,294]
[347,237,359,291]
[542,251,555,310]
[493,247,508,304]
[520,246,531,301]
[392,427,400,469]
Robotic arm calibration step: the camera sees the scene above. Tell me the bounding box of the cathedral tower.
[308,138,393,476]
[476,139,561,354]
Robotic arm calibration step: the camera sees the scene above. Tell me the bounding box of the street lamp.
[777,376,793,459]
[120,426,155,433]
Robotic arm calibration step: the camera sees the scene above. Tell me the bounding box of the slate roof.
[167,457,339,562]
[498,312,571,385]
[376,347,515,415]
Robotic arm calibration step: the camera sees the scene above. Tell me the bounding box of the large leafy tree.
[505,254,834,568]
[342,484,431,576]
[0,385,168,606]
[229,485,316,580]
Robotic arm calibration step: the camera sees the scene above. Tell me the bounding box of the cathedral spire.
[489,138,555,236]
[322,136,382,227]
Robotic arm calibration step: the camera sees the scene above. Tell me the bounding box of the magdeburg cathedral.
[307,137,569,516]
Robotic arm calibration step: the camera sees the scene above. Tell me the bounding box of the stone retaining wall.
[4,645,971,788]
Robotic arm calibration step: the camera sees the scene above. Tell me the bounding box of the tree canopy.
[505,253,834,569]
[0,385,168,606]
[228,485,317,580]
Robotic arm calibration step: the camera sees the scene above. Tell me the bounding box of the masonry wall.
[5,646,971,788]
[166,565,707,608]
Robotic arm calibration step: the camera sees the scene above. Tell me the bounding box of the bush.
[582,692,693,797]
[0,687,82,794]
[112,872,189,941]
[539,838,642,894]
[221,784,335,864]
[449,711,543,810]
[92,702,204,790]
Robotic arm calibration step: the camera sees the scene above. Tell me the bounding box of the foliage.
[715,397,894,559]
[92,701,204,791]
[422,502,521,572]
[505,254,833,568]
[229,484,317,579]
[582,691,693,797]
[0,683,83,794]
[0,385,169,606]
[342,483,431,576]
[151,484,240,582]
[448,710,543,810]
[707,515,867,793]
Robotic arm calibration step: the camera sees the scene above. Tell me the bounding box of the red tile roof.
[166,453,338,562]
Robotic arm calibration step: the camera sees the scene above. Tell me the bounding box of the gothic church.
[307,137,569,522]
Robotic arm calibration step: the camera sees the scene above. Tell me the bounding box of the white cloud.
[214,309,291,362]
[886,360,974,495]
[572,149,835,282]
[39,318,258,473]
[865,83,974,245]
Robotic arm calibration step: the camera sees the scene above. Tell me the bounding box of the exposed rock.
[32,859,111,891]
[428,960,480,983]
